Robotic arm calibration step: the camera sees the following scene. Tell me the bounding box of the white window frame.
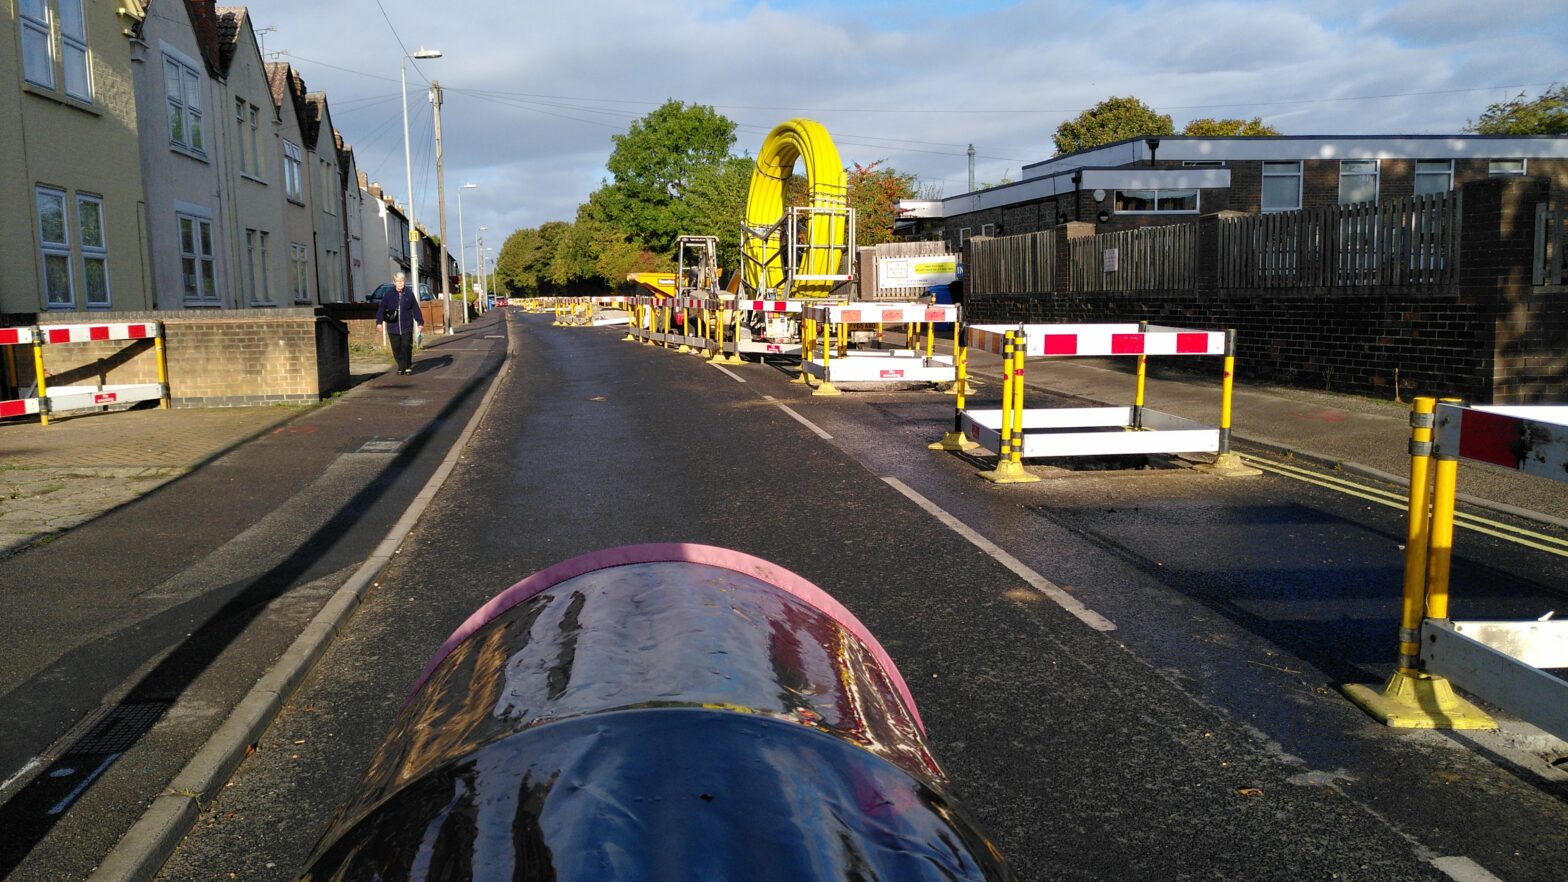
[1261,161,1303,212]
[1414,159,1453,196]
[1338,159,1379,205]
[163,51,205,158]
[249,104,262,180]
[283,141,303,202]
[1182,160,1225,168]
[235,98,249,175]
[319,159,336,215]
[57,0,91,103]
[258,230,272,304]
[19,0,54,90]
[76,191,109,306]
[980,222,996,237]
[958,227,971,246]
[37,186,74,309]
[177,211,218,305]
[1113,189,1199,215]
[1489,159,1527,176]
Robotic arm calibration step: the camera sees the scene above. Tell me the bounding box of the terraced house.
[2,0,153,315]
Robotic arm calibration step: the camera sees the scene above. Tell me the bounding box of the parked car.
[365,282,434,303]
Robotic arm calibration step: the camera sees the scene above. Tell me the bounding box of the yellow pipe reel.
[743,119,848,298]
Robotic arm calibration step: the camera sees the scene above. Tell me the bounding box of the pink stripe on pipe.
[404,543,927,732]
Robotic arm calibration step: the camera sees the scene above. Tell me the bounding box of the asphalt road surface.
[159,311,1568,881]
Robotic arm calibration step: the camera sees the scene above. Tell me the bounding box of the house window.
[164,55,205,156]
[1489,159,1526,176]
[245,229,270,304]
[36,187,73,308]
[319,160,335,215]
[249,104,262,178]
[20,0,53,88]
[235,98,249,174]
[178,214,217,304]
[290,243,310,301]
[258,231,272,303]
[1114,189,1198,213]
[1414,159,1453,195]
[1261,161,1302,212]
[958,227,971,246]
[283,142,303,201]
[1338,160,1379,205]
[57,0,90,102]
[1182,160,1225,168]
[980,223,996,236]
[77,194,109,307]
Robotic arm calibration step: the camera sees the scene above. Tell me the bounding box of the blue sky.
[250,0,1568,273]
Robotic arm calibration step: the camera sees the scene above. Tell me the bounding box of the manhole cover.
[357,440,402,453]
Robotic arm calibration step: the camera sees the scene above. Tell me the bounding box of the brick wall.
[4,308,348,409]
[324,300,447,348]
[963,176,1564,403]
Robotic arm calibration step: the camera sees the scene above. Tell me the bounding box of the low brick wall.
[966,287,1493,401]
[325,300,447,348]
[5,308,348,408]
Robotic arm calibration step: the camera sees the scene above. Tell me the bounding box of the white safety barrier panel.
[1,322,169,425]
[800,303,959,392]
[698,297,808,359]
[957,324,1234,475]
[1422,403,1568,741]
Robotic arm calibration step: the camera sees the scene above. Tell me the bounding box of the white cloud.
[255,0,1568,252]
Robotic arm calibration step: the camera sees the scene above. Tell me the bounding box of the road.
[155,311,1568,881]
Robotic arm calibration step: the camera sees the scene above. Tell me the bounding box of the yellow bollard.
[925,320,934,360]
[1133,321,1148,429]
[155,324,170,409]
[979,331,1039,483]
[1341,395,1493,730]
[1196,329,1260,477]
[814,316,841,396]
[33,336,49,426]
[930,324,978,451]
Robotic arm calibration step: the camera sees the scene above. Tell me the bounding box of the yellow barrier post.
[925,320,934,360]
[1196,329,1260,477]
[32,336,49,427]
[793,319,812,384]
[709,306,725,362]
[814,316,841,396]
[979,331,1037,483]
[725,306,744,364]
[155,323,170,409]
[931,324,979,451]
[1342,395,1494,730]
[622,304,637,341]
[1132,321,1148,429]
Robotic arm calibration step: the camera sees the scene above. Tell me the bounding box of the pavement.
[1,311,1563,880]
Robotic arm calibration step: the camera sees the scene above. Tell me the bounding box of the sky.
[251,0,1568,274]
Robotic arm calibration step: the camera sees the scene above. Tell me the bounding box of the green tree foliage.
[495,221,568,295]
[600,100,738,253]
[847,161,916,246]
[674,156,754,278]
[1466,85,1568,135]
[1182,117,1281,136]
[1053,96,1174,155]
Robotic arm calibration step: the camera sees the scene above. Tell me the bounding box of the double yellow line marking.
[1240,454,1568,558]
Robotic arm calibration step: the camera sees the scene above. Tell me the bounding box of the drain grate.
[58,700,171,757]
[357,439,403,454]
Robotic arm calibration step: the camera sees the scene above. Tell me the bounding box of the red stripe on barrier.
[1457,409,1522,470]
[90,325,110,341]
[1111,334,1144,355]
[925,308,947,322]
[1042,334,1077,355]
[772,302,787,312]
[0,329,21,345]
[1177,333,1210,353]
[128,324,150,339]
[0,399,30,418]
[842,309,862,323]
[47,328,72,344]
[879,309,899,323]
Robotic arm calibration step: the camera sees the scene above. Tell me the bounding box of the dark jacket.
[376,286,425,335]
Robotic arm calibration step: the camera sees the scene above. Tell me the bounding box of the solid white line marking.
[762,395,832,439]
[1431,857,1505,882]
[48,753,118,815]
[712,364,747,383]
[881,476,1117,632]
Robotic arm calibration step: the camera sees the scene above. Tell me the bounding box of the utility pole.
[967,144,976,193]
[476,231,485,307]
[431,81,453,333]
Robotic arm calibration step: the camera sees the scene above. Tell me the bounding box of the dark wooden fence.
[1067,224,1197,292]
[966,231,1054,299]
[1217,191,1461,288]
[1535,203,1568,287]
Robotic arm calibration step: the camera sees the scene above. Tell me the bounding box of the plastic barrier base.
[1342,671,1496,730]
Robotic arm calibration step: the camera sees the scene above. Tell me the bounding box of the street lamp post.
[476,227,487,310]
[401,48,441,319]
[457,183,477,322]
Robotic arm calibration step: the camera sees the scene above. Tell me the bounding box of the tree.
[674,155,753,279]
[1182,117,1280,136]
[496,221,568,295]
[1053,96,1173,155]
[599,100,739,253]
[1466,85,1568,135]
[847,161,916,247]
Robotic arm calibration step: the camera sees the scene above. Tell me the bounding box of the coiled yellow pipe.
[743,119,848,298]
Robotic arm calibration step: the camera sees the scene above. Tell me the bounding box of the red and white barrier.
[1436,404,1568,482]
[800,301,959,391]
[804,303,958,325]
[966,323,1225,358]
[40,322,159,345]
[0,321,168,424]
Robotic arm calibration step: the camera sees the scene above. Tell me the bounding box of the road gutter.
[88,316,516,882]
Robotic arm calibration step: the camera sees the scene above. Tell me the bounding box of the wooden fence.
[1217,191,1461,288]
[967,231,1055,298]
[1535,203,1568,287]
[1067,224,1197,292]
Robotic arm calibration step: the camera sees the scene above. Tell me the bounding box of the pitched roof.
[183,0,223,76]
[214,7,244,74]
